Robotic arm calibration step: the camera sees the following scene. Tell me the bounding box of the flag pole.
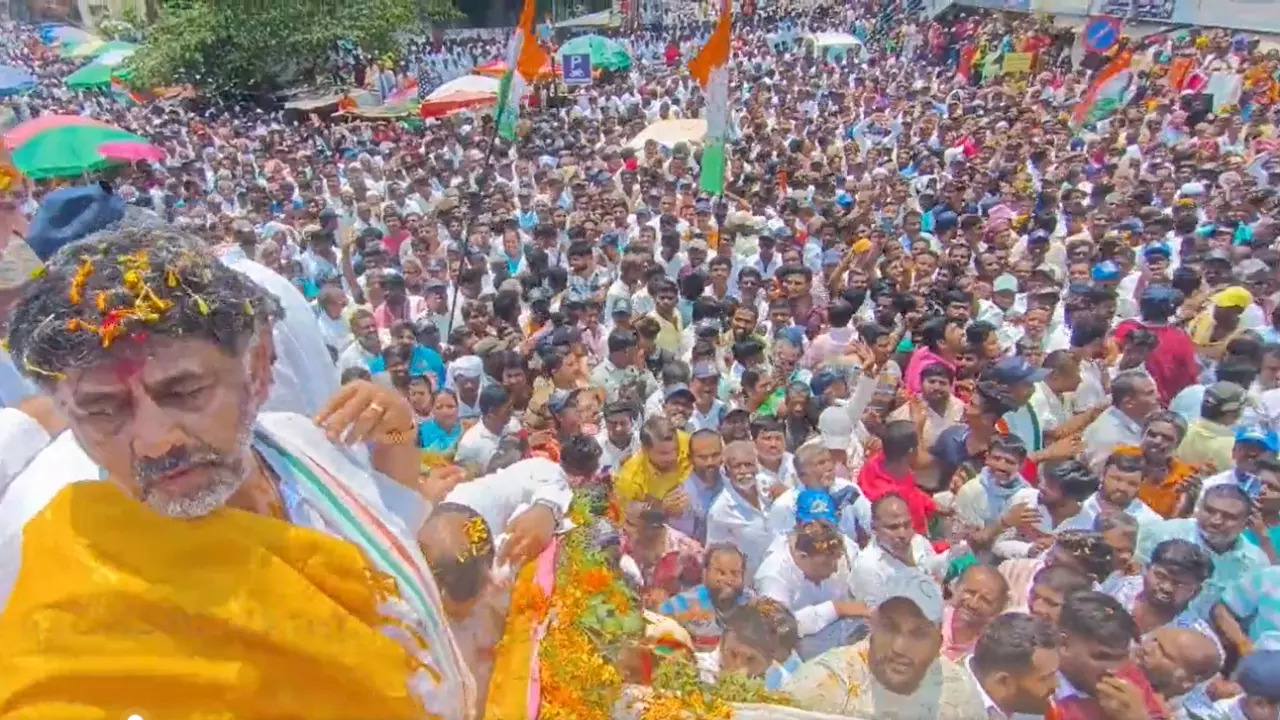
[445,118,502,338]
[446,0,543,338]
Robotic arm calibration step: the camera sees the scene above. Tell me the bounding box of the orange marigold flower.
[577,567,613,595]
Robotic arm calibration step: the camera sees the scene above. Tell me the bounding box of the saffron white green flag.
[496,0,547,141]
[688,1,731,195]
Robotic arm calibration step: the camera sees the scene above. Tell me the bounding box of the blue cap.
[1091,260,1121,282]
[1237,650,1280,700]
[810,369,843,396]
[1140,285,1180,304]
[992,356,1050,385]
[1142,242,1172,258]
[1235,425,1280,454]
[1028,229,1051,244]
[796,488,839,525]
[933,210,958,231]
[821,248,844,266]
[691,361,719,379]
[777,326,806,349]
[548,388,581,414]
[26,183,126,261]
[663,383,696,404]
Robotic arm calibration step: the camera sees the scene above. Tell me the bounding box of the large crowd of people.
[1,1,1280,719]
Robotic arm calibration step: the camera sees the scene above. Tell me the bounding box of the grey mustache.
[135,449,228,483]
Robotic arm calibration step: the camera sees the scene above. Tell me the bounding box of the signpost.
[1083,16,1121,54]
[562,52,593,86]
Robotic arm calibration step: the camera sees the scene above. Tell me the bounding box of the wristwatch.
[531,497,565,528]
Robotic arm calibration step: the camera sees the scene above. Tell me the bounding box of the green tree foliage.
[130,0,459,95]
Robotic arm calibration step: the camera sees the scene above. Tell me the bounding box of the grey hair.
[7,225,278,383]
[1093,508,1139,539]
[1143,410,1188,443]
[1111,370,1150,407]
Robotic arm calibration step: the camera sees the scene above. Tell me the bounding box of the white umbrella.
[805,32,862,49]
[95,47,136,67]
[426,74,500,101]
[625,118,706,150]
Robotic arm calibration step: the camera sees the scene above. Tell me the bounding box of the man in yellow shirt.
[648,279,684,355]
[1177,381,1246,471]
[615,416,692,518]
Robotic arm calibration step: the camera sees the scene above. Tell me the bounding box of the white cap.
[881,571,944,625]
[818,406,854,451]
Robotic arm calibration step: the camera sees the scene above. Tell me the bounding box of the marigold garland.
[493,497,787,720]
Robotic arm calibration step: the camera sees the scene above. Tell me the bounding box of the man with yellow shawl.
[0,226,475,720]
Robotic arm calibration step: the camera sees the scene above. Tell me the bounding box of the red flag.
[957,44,978,82]
[1167,56,1194,91]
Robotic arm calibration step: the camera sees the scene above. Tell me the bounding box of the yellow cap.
[1213,286,1254,309]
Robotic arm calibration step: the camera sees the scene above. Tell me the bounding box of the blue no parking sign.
[563,53,593,86]
[1083,17,1121,54]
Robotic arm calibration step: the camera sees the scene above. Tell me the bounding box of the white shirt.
[706,482,773,577]
[1073,360,1108,412]
[0,408,50,495]
[1028,382,1072,434]
[746,252,782,278]
[0,350,36,408]
[689,399,727,431]
[755,453,797,508]
[453,421,506,469]
[1059,493,1163,532]
[219,247,340,417]
[596,429,638,472]
[671,471,723,542]
[442,457,573,546]
[767,482,871,542]
[849,537,949,608]
[993,487,1083,559]
[314,306,353,354]
[754,537,852,638]
[1082,407,1145,470]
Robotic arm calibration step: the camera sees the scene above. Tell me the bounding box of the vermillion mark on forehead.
[111,352,149,383]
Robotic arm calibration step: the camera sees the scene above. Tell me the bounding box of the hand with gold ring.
[315,380,416,446]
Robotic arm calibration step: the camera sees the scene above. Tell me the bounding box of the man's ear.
[247,324,276,407]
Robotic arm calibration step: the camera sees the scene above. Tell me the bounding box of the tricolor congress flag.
[496,0,548,141]
[688,0,731,195]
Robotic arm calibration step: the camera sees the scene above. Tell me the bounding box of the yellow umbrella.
[625,118,707,150]
[68,38,107,58]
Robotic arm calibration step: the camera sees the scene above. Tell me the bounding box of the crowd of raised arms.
[1,2,1280,719]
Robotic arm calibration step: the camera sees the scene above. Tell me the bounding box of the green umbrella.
[558,34,631,72]
[65,63,123,89]
[69,39,136,60]
[65,49,136,90]
[10,123,146,178]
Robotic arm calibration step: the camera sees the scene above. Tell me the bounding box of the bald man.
[1135,627,1222,718]
[421,503,506,707]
